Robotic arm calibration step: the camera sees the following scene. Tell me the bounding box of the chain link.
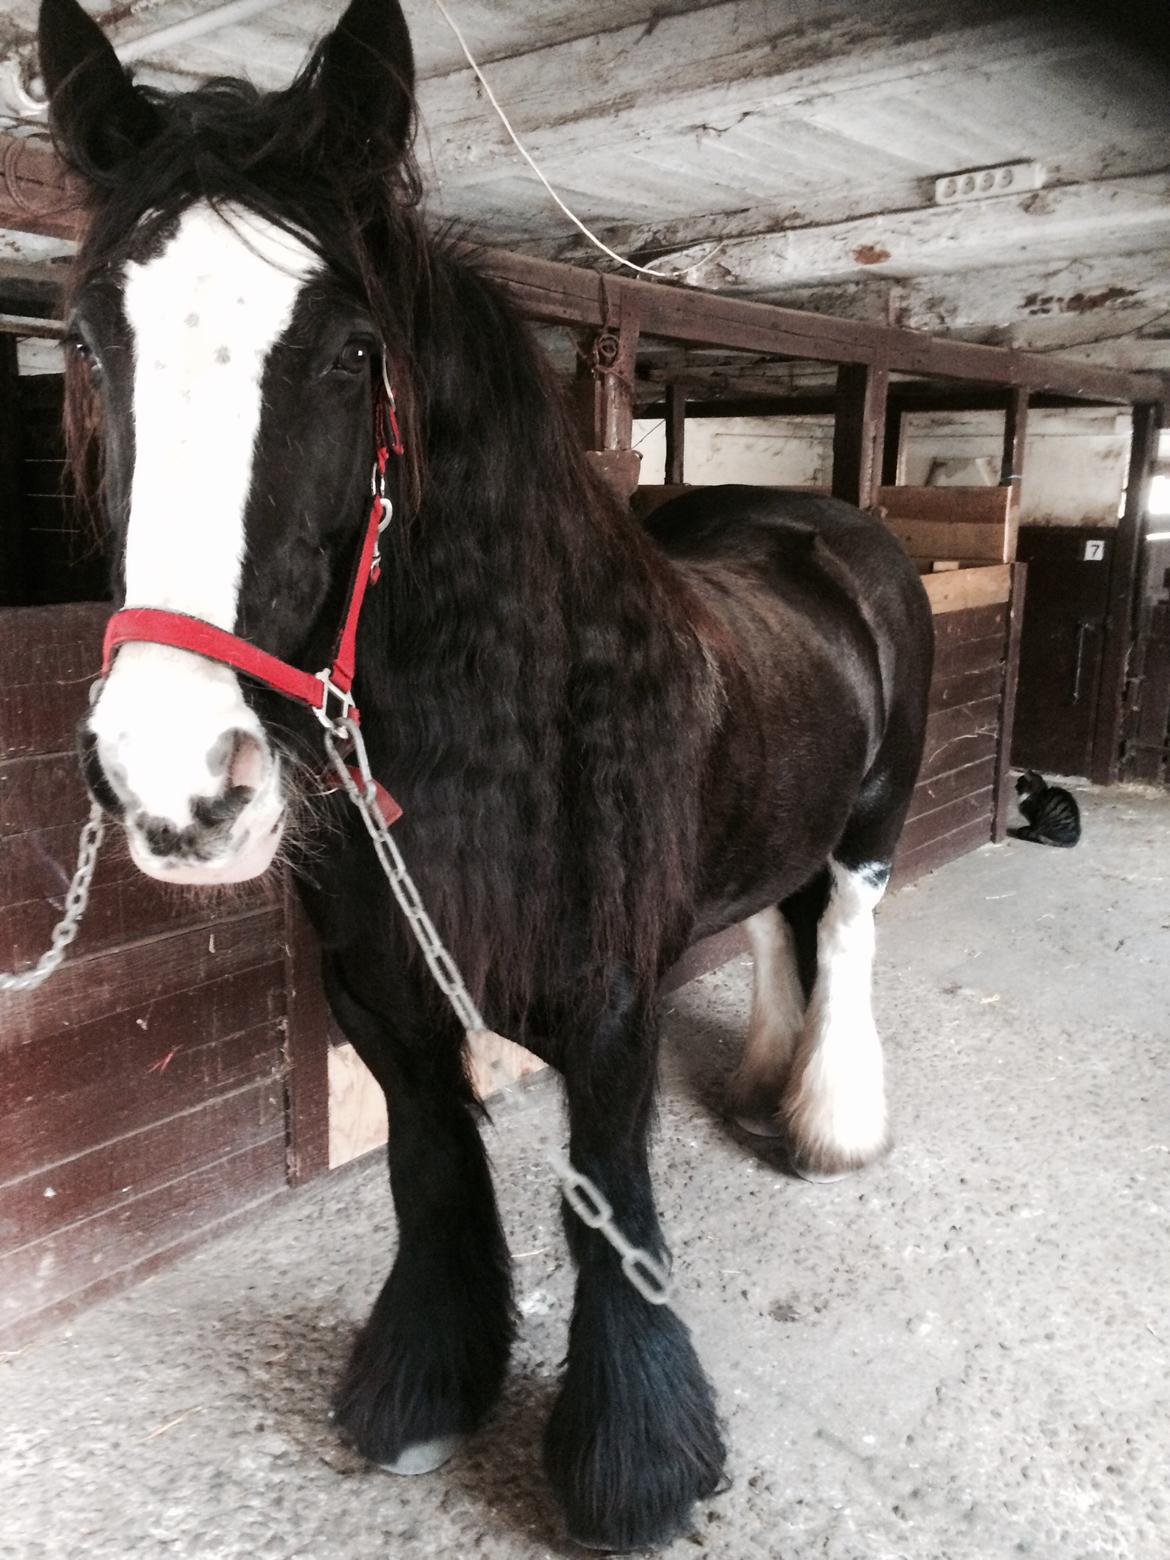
[0,803,106,992]
[325,720,676,1307]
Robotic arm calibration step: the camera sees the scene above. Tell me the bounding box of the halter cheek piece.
[100,358,406,823]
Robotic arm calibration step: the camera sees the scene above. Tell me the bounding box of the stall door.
[1012,525,1114,778]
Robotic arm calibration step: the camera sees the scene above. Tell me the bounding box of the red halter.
[101,375,404,736]
[100,370,406,825]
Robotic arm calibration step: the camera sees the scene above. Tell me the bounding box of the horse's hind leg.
[781,763,915,1182]
[725,868,828,1135]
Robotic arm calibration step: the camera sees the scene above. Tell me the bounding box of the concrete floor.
[3,782,1169,1560]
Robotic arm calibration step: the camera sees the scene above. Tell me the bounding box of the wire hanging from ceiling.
[428,0,719,283]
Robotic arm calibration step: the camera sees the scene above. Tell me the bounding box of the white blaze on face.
[89,202,319,882]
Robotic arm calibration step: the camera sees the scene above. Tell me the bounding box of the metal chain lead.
[0,803,106,992]
[324,719,675,1307]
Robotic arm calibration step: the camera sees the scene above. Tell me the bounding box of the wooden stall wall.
[895,565,1025,883]
[0,606,295,1350]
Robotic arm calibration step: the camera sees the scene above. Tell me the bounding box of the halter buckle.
[314,669,356,735]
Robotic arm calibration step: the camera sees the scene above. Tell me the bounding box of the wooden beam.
[651,173,1170,294]
[640,386,1106,421]
[0,136,83,239]
[665,383,686,485]
[1000,387,1029,487]
[422,1,1105,185]
[2,132,1165,407]
[475,247,1169,406]
[992,563,1028,841]
[1090,400,1165,783]
[881,402,904,486]
[832,363,887,509]
[922,564,1012,615]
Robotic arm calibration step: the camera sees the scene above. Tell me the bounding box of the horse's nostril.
[140,816,186,858]
[190,784,254,830]
[207,728,268,791]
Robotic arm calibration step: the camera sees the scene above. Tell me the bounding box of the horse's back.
[646,483,932,699]
[646,485,922,616]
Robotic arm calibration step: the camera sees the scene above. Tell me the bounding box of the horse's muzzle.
[81,648,287,885]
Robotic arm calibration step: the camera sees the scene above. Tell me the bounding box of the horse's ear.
[38,0,160,176]
[317,0,416,157]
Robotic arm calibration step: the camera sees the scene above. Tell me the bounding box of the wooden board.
[922,564,1012,615]
[876,485,1017,565]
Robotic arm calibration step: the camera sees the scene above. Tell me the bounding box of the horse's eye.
[67,334,103,385]
[332,339,372,377]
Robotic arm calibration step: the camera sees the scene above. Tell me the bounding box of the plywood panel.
[3,1010,283,1183]
[899,787,995,858]
[0,1138,285,1344]
[923,564,1012,615]
[0,603,105,761]
[877,484,1017,567]
[0,1076,284,1250]
[908,756,998,822]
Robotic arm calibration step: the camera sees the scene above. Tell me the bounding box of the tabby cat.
[1012,770,1081,847]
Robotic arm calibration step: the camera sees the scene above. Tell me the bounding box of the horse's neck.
[380,259,695,681]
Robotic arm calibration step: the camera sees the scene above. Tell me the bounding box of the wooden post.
[880,401,904,487]
[992,561,1028,841]
[1090,400,1164,784]
[999,387,1028,564]
[832,362,888,509]
[1000,387,1029,488]
[665,382,686,485]
[0,336,28,606]
[573,292,642,499]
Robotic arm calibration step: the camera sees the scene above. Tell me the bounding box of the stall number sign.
[1084,540,1106,562]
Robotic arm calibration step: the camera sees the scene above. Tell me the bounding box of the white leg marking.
[783,860,889,1178]
[727,906,806,1137]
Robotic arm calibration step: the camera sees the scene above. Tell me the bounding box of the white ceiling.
[2,0,1168,381]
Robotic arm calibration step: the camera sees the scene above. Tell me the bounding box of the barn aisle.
[3,783,1168,1560]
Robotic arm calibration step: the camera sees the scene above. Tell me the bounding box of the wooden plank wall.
[1129,599,1170,783]
[0,606,291,1350]
[894,566,1021,883]
[874,484,1017,566]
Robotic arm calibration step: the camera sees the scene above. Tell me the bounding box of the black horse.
[39,0,933,1547]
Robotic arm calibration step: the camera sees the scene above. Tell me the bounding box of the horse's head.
[39,0,419,884]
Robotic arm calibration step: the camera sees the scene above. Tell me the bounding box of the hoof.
[791,1163,851,1184]
[725,1071,786,1139]
[378,1434,464,1476]
[786,1132,891,1184]
[570,1529,687,1554]
[733,1110,784,1139]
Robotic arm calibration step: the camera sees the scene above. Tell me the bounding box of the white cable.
[429,0,678,280]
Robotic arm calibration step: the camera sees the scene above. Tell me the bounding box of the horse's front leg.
[544,974,726,1550]
[325,960,515,1471]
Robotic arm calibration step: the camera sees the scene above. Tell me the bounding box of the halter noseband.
[100,359,405,739]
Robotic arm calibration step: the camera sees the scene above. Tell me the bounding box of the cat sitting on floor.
[1012,770,1082,847]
